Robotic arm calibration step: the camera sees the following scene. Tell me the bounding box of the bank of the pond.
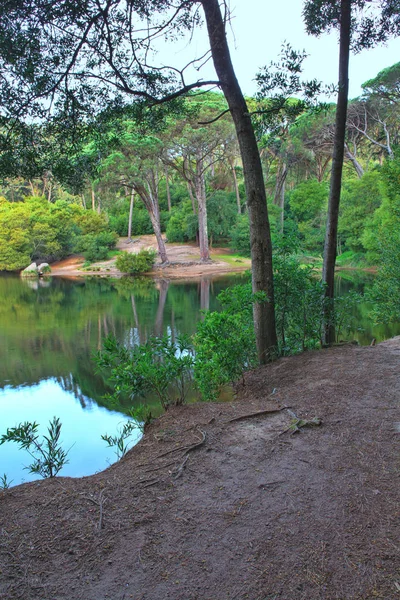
[1,339,399,600]
[49,235,252,279]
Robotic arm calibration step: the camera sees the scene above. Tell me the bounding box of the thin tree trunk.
[195,156,210,262]
[322,0,351,345]
[202,0,277,363]
[81,194,86,209]
[165,166,172,211]
[345,144,364,178]
[128,188,134,240]
[91,188,96,212]
[274,162,287,234]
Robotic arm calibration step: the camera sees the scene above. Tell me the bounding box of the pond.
[0,273,248,486]
[1,271,399,486]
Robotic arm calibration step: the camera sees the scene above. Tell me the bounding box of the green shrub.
[96,335,195,410]
[194,284,261,400]
[0,417,69,478]
[75,230,118,262]
[229,213,251,257]
[116,248,157,274]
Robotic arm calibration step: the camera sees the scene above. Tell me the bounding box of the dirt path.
[1,340,399,599]
[49,236,251,279]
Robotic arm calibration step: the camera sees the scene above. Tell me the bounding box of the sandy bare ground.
[49,236,251,279]
[1,339,399,599]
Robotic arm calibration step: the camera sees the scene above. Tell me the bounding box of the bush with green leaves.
[273,242,326,354]
[116,248,157,274]
[367,227,400,323]
[96,334,195,410]
[0,417,69,478]
[229,213,251,257]
[74,230,118,262]
[166,201,196,242]
[194,283,262,400]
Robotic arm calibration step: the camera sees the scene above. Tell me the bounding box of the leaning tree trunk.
[345,144,364,178]
[135,183,169,263]
[202,0,277,363]
[322,0,351,345]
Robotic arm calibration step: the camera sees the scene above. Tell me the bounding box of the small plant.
[0,473,13,489]
[96,334,195,410]
[116,249,157,274]
[101,420,137,459]
[128,404,155,434]
[0,417,69,478]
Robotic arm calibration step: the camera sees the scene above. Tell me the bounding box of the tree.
[164,92,235,262]
[0,0,279,362]
[304,0,400,344]
[101,128,169,262]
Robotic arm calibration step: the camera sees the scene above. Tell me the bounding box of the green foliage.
[166,201,195,242]
[339,171,382,253]
[193,284,261,400]
[0,417,69,478]
[74,230,118,262]
[96,334,195,410]
[273,241,326,354]
[116,249,157,274]
[101,420,137,459]
[287,179,328,253]
[229,213,251,257]
[368,227,400,323]
[361,152,400,263]
[207,191,238,245]
[0,195,118,271]
[333,290,364,341]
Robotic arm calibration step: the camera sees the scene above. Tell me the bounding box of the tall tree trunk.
[322,0,351,345]
[202,0,277,363]
[91,187,96,212]
[274,162,287,234]
[165,165,172,211]
[128,188,134,241]
[195,155,210,262]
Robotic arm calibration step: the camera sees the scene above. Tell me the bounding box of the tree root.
[226,407,292,424]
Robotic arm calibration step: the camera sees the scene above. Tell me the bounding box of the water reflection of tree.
[0,274,246,408]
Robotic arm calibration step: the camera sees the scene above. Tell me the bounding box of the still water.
[0,272,398,486]
[0,273,247,486]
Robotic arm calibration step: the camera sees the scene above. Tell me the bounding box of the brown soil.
[49,236,251,279]
[1,340,399,599]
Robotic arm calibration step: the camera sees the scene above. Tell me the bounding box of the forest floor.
[1,339,399,599]
[49,235,251,279]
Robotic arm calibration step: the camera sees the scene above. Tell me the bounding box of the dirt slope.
[1,340,399,600]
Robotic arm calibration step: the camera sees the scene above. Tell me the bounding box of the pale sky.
[157,0,400,100]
